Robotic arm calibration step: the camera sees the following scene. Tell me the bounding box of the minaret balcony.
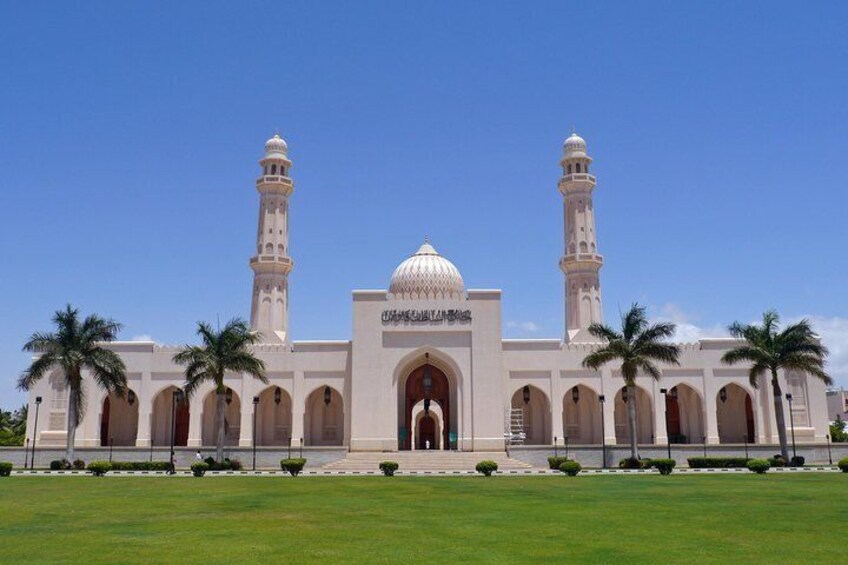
[250,255,294,275]
[559,173,596,184]
[256,176,294,194]
[560,253,604,270]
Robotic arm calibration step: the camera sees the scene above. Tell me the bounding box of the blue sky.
[1,2,847,409]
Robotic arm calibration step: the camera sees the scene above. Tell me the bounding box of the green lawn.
[1,474,845,563]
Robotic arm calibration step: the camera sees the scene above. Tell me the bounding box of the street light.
[826,434,833,465]
[225,388,233,406]
[523,385,530,405]
[599,394,606,469]
[252,395,260,471]
[109,437,114,463]
[785,393,797,460]
[323,386,331,406]
[719,387,728,403]
[554,436,558,459]
[660,388,672,460]
[169,389,184,475]
[564,435,570,459]
[30,396,42,470]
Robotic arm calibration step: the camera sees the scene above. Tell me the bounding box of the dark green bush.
[747,459,771,474]
[280,458,307,476]
[72,459,86,470]
[650,458,676,475]
[87,461,112,477]
[619,457,645,469]
[768,455,787,468]
[49,459,71,470]
[559,461,581,476]
[379,461,399,476]
[109,461,171,471]
[789,456,805,467]
[837,457,848,472]
[547,456,570,470]
[475,460,498,476]
[686,457,750,468]
[0,462,12,477]
[191,462,209,477]
[202,457,243,471]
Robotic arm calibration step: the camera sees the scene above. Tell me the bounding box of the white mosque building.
[25,133,830,454]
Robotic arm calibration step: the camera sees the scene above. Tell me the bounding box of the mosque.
[25,133,830,453]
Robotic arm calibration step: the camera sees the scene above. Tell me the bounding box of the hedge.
[475,460,498,477]
[378,461,399,476]
[747,459,771,474]
[838,457,848,472]
[0,462,12,477]
[687,457,750,468]
[49,459,72,470]
[619,457,646,469]
[109,461,172,471]
[649,458,676,475]
[202,457,243,471]
[87,461,112,477]
[280,458,307,476]
[559,460,581,476]
[547,456,570,470]
[191,462,209,477]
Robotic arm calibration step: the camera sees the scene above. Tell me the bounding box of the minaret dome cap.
[264,133,288,157]
[563,132,587,157]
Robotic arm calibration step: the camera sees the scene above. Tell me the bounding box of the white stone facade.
[24,134,831,451]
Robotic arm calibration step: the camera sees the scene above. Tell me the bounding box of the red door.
[418,416,436,450]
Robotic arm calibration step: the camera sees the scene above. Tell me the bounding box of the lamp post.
[24,438,29,469]
[30,396,42,470]
[554,436,558,459]
[599,394,606,469]
[252,395,259,471]
[169,389,183,475]
[109,437,114,463]
[785,393,797,460]
[702,436,707,457]
[564,435,569,460]
[660,388,671,460]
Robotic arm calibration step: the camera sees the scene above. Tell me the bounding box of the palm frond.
[587,323,622,343]
[637,342,681,366]
[17,352,58,391]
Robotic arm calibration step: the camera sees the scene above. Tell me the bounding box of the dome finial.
[424,235,429,244]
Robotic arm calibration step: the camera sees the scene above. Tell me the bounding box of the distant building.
[826,389,848,422]
[24,133,831,451]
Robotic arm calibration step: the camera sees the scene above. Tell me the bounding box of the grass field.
[1,474,845,563]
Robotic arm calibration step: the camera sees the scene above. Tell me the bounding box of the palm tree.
[17,305,127,461]
[582,304,680,461]
[721,310,831,460]
[173,318,267,463]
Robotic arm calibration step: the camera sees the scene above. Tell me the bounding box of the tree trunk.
[216,391,226,463]
[66,389,77,463]
[627,383,639,460]
[771,370,790,461]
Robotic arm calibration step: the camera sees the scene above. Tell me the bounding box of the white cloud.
[505,320,541,334]
[650,304,848,389]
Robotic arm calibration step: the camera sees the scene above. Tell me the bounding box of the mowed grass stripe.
[0,474,844,563]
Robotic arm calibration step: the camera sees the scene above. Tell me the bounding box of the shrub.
[559,460,582,476]
[87,461,112,477]
[789,456,805,467]
[72,459,86,470]
[379,461,399,476]
[768,455,787,468]
[191,462,209,477]
[686,457,750,468]
[548,456,570,470]
[109,461,171,471]
[619,457,644,469]
[837,457,848,472]
[650,459,676,475]
[0,462,12,477]
[475,460,498,477]
[747,459,771,474]
[280,458,307,477]
[49,459,71,471]
[202,457,243,471]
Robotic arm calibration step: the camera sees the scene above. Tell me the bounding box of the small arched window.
[567,164,572,175]
[263,165,268,175]
[576,163,582,173]
[585,164,589,173]
[271,164,277,175]
[280,167,286,176]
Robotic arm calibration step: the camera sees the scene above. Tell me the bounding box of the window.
[576,163,581,173]
[271,164,277,175]
[567,164,572,174]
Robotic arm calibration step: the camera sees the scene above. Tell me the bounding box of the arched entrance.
[614,385,654,444]
[717,384,756,443]
[151,386,189,447]
[664,384,704,444]
[401,355,451,450]
[563,384,602,444]
[202,388,241,447]
[410,399,444,450]
[256,386,293,446]
[511,385,551,445]
[100,389,139,446]
[305,386,344,446]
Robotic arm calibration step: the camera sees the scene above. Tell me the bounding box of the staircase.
[323,451,534,472]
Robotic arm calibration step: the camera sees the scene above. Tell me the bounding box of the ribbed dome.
[264,133,288,157]
[389,240,465,300]
[563,132,587,157]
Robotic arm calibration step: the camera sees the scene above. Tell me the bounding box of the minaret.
[249,134,294,343]
[558,132,604,342]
